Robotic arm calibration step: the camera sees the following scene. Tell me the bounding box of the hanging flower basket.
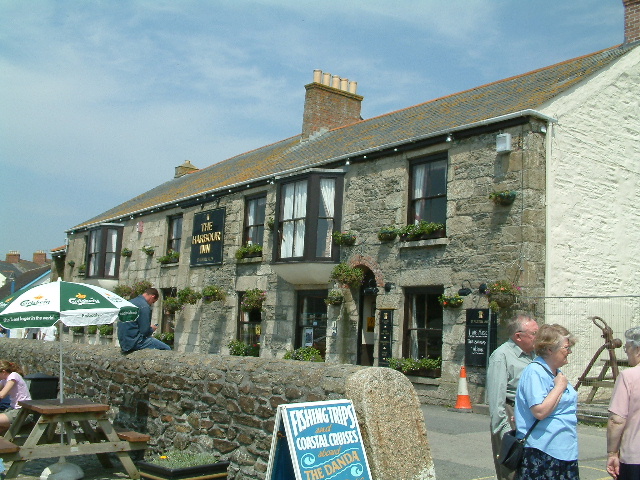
[202,285,226,303]
[486,280,521,309]
[438,294,464,308]
[332,231,357,246]
[121,248,133,257]
[490,293,516,308]
[330,263,364,288]
[163,297,184,314]
[324,289,344,306]
[377,227,398,242]
[240,289,266,312]
[489,190,517,206]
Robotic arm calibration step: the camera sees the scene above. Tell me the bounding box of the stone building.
[64,3,640,403]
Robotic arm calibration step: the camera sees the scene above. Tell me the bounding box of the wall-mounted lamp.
[458,280,473,296]
[479,283,488,295]
[446,134,453,142]
[384,282,394,293]
[345,159,350,166]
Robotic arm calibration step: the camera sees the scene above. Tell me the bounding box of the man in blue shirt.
[118,287,171,353]
[487,314,538,480]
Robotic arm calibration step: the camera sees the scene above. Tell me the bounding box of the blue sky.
[0,1,625,261]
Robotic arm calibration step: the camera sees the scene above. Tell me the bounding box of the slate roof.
[0,265,51,299]
[72,43,635,230]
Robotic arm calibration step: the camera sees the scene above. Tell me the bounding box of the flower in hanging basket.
[77,264,86,274]
[489,190,517,206]
[163,296,184,314]
[438,294,464,308]
[141,245,155,256]
[121,248,133,257]
[377,226,398,242]
[330,263,364,288]
[332,231,357,246]
[324,289,344,306]
[240,288,266,312]
[177,287,202,305]
[486,280,521,309]
[202,285,226,303]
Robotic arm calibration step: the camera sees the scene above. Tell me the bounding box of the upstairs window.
[243,194,266,246]
[277,173,342,262]
[86,224,123,278]
[167,215,183,253]
[410,154,447,225]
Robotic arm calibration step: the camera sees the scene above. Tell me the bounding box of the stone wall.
[2,339,435,480]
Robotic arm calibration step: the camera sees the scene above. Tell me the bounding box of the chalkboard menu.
[465,309,497,367]
[378,310,393,367]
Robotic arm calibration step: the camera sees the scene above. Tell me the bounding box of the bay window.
[86,224,123,279]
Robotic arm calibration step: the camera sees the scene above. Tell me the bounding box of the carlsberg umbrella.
[0,279,138,401]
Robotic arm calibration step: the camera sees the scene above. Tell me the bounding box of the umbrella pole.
[58,322,64,403]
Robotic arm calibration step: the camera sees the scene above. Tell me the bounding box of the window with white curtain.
[243,195,266,246]
[85,224,123,279]
[167,215,183,253]
[410,154,447,225]
[276,173,343,262]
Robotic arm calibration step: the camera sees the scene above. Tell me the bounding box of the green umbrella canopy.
[0,280,139,330]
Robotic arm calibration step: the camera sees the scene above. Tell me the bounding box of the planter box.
[137,461,229,480]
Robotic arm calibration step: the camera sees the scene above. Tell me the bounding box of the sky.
[0,0,626,261]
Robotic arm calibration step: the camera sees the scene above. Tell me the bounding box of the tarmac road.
[9,404,609,480]
[422,403,610,480]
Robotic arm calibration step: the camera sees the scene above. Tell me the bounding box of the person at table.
[0,360,32,434]
[606,325,640,480]
[118,287,171,353]
[514,323,579,480]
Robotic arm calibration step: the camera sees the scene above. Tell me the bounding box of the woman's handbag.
[498,419,539,471]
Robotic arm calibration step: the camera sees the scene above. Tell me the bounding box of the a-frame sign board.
[265,399,373,480]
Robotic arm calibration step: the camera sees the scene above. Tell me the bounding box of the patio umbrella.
[0,279,138,402]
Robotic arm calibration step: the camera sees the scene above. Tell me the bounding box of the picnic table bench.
[1,398,149,479]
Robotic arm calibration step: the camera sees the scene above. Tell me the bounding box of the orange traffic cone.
[453,365,473,412]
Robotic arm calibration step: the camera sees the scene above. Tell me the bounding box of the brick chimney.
[174,160,199,178]
[301,69,363,141]
[33,250,47,264]
[5,251,20,263]
[624,0,640,44]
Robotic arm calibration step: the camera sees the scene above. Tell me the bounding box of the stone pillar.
[346,367,436,480]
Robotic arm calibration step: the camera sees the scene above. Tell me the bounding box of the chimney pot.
[313,69,322,83]
[322,72,331,86]
[331,75,340,89]
[340,78,348,91]
[348,81,358,94]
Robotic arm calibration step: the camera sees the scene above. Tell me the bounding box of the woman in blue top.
[514,324,579,480]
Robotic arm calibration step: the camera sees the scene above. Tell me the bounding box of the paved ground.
[6,404,610,480]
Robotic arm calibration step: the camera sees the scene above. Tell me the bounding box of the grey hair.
[625,325,640,349]
[508,314,536,337]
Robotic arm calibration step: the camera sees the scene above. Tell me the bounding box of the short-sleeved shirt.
[515,357,578,461]
[0,372,32,409]
[608,365,640,464]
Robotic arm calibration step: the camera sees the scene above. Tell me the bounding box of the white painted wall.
[539,46,640,385]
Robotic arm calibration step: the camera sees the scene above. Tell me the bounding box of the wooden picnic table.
[1,398,149,479]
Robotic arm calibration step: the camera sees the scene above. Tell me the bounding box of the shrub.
[387,357,441,373]
[98,324,114,336]
[284,347,324,362]
[87,325,98,334]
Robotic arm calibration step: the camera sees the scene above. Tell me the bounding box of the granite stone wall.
[2,339,435,480]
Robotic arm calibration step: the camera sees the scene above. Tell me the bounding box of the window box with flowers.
[377,226,398,242]
[486,280,521,310]
[387,357,442,378]
[157,250,180,264]
[330,263,364,288]
[332,231,357,246]
[324,289,344,306]
[240,289,266,312]
[398,221,445,241]
[202,285,226,303]
[235,243,263,260]
[489,190,517,206]
[438,294,464,308]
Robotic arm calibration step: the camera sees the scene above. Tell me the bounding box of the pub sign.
[190,208,225,266]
